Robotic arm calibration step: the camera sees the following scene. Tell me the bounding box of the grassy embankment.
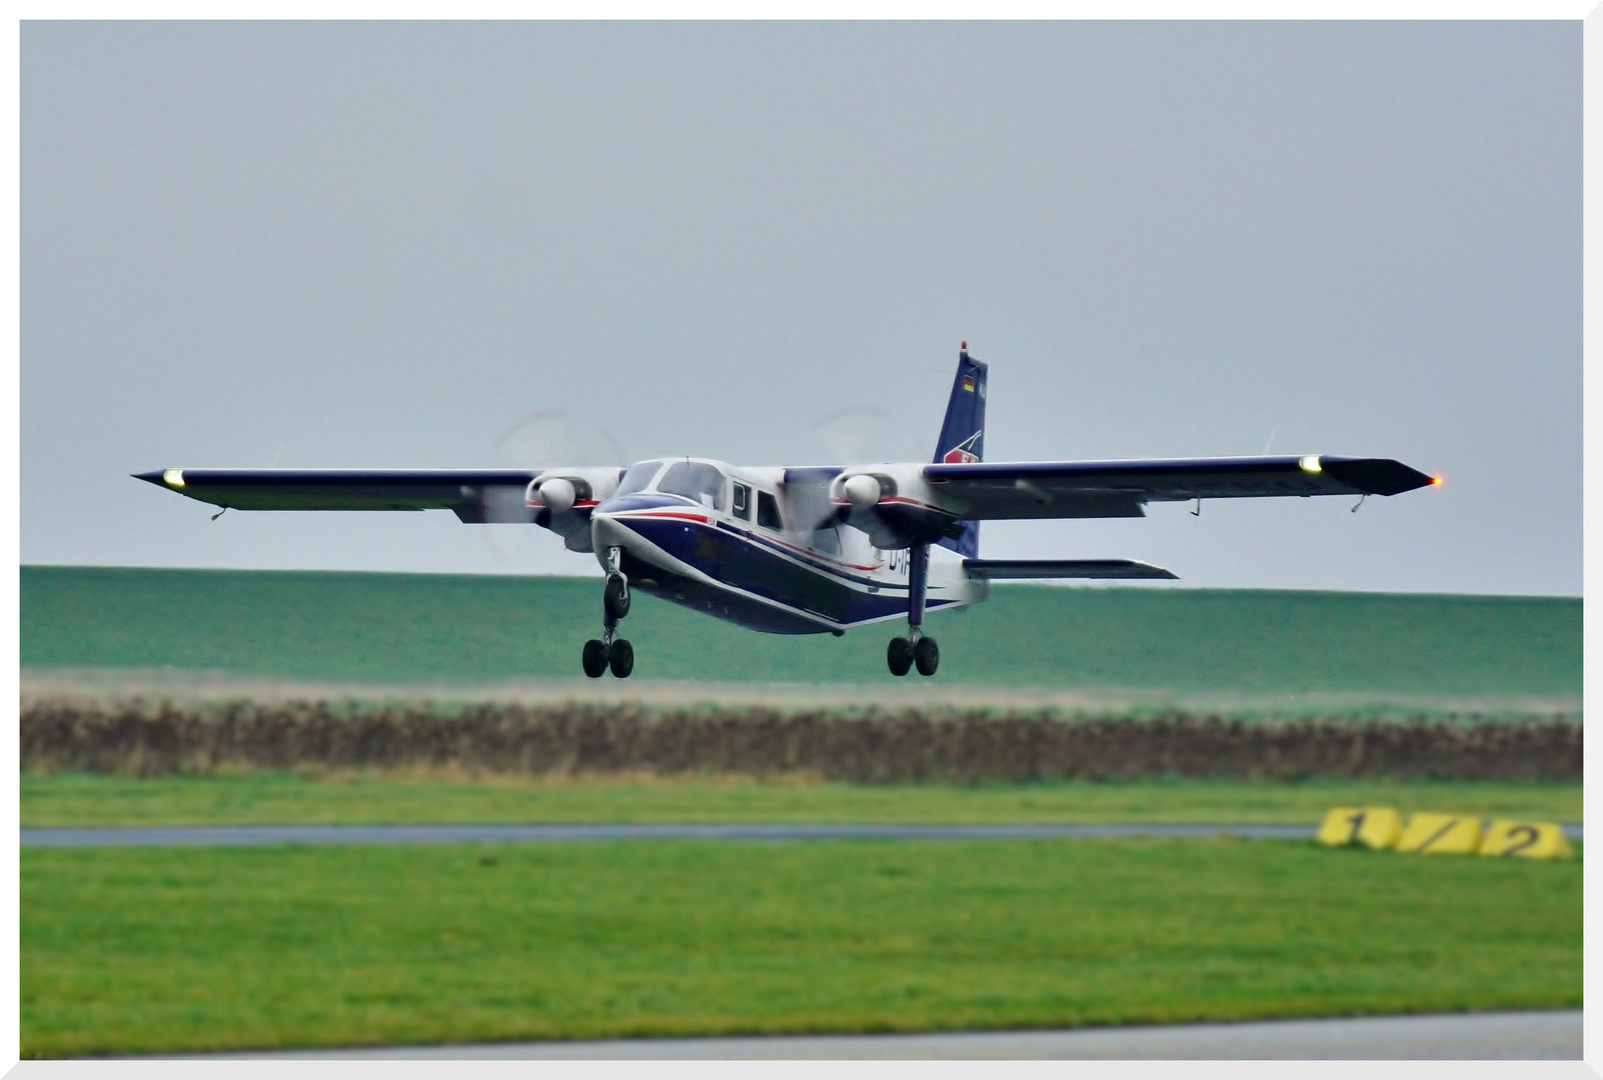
[23,839,1581,1057]
[23,566,1582,822]
[20,565,1583,693]
[21,772,1583,827]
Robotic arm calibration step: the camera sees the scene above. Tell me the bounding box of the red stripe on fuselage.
[615,511,710,524]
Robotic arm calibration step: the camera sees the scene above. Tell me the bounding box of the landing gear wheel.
[913,636,939,677]
[887,637,913,677]
[582,639,608,678]
[608,638,635,678]
[604,574,631,620]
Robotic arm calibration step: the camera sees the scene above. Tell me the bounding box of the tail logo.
[942,431,982,464]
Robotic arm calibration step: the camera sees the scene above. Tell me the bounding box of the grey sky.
[22,21,1580,595]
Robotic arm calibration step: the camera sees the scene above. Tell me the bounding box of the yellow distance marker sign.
[1396,812,1483,855]
[1480,820,1573,860]
[1317,807,1403,850]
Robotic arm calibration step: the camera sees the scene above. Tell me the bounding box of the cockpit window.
[658,461,726,510]
[616,460,664,496]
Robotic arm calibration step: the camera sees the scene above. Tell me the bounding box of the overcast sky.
[21,21,1580,595]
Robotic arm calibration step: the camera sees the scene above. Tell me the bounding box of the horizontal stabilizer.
[962,558,1178,580]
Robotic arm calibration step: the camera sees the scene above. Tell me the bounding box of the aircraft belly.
[612,516,960,634]
[619,552,826,635]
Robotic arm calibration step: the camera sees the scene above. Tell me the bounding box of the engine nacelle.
[833,464,959,550]
[537,478,575,515]
[525,467,624,552]
[842,473,881,512]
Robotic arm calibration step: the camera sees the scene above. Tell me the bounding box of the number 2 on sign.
[1501,825,1539,856]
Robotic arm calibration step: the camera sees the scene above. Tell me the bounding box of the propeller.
[494,409,628,469]
[779,470,839,541]
[807,406,928,468]
[473,409,630,566]
[791,405,929,541]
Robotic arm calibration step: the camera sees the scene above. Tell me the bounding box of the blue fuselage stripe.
[615,515,952,635]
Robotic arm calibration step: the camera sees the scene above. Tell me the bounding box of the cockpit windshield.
[616,460,664,496]
[658,460,726,511]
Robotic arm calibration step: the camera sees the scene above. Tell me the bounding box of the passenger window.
[732,482,751,520]
[757,491,782,531]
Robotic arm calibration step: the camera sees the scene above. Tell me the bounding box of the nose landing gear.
[886,543,939,677]
[584,556,635,678]
[604,573,631,620]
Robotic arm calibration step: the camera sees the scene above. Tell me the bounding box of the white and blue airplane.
[137,346,1438,678]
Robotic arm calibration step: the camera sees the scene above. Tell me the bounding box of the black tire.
[914,636,939,676]
[582,639,608,678]
[604,574,631,620]
[609,638,635,678]
[887,637,913,677]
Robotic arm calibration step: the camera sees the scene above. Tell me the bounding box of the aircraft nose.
[589,506,633,552]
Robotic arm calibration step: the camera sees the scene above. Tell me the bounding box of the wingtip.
[134,469,185,490]
[1321,458,1437,497]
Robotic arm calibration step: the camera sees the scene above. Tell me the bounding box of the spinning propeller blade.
[493,409,627,469]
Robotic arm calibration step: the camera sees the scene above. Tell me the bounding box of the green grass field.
[20,566,1582,693]
[22,839,1581,1057]
[20,773,1584,828]
[21,567,1582,1057]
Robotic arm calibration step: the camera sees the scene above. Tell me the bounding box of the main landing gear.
[584,555,634,678]
[887,543,939,677]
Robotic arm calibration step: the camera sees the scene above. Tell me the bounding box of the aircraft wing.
[923,455,1435,520]
[133,468,541,523]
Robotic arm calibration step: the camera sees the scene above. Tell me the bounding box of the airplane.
[136,345,1438,678]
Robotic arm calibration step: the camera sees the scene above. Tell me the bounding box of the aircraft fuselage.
[585,460,987,636]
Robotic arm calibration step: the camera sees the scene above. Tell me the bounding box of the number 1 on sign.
[1346,812,1365,844]
[1317,807,1401,849]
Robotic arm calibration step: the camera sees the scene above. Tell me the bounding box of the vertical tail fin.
[934,344,986,558]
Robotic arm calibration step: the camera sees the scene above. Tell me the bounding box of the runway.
[173,1010,1582,1060]
[23,823,1325,847]
[20,822,1584,848]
